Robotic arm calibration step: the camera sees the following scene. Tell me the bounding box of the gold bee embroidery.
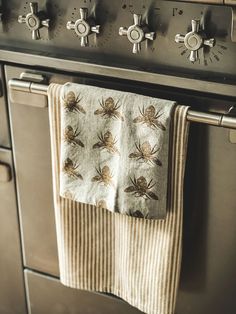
[124,176,158,200]
[63,158,83,180]
[94,97,124,121]
[128,209,149,219]
[96,199,108,210]
[92,165,115,188]
[129,141,162,166]
[63,91,86,114]
[63,125,84,147]
[93,131,120,155]
[133,105,166,131]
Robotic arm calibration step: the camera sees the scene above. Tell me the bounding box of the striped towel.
[48,84,189,314]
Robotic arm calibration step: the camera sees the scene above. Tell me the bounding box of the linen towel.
[60,83,175,219]
[48,83,189,314]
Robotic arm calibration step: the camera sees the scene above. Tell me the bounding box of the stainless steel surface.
[0,148,27,314]
[226,0,236,5]
[229,129,236,143]
[176,124,236,314]
[9,78,48,94]
[1,50,235,96]
[187,109,221,125]
[231,7,236,42]
[8,78,236,129]
[0,162,11,182]
[67,8,100,47]
[175,19,215,62]
[9,79,48,108]
[0,1,2,29]
[0,66,11,148]
[18,1,50,40]
[1,1,236,312]
[119,13,155,54]
[25,270,143,314]
[173,0,223,3]
[6,65,59,276]
[0,1,235,79]
[19,72,46,83]
[221,115,236,128]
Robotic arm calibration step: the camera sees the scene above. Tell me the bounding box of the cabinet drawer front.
[0,148,26,314]
[25,270,143,314]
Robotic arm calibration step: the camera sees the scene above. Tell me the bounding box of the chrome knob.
[18,2,50,40]
[175,19,215,63]
[66,8,100,47]
[119,14,155,54]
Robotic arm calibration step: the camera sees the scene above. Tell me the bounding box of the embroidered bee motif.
[94,97,124,121]
[63,158,83,180]
[128,209,149,219]
[63,91,86,114]
[124,176,158,200]
[129,141,162,166]
[92,165,115,188]
[133,105,166,131]
[93,131,120,155]
[63,126,84,147]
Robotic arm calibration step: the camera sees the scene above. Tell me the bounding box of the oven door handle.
[7,78,236,130]
[8,79,48,108]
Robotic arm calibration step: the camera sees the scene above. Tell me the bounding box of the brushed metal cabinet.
[0,148,27,314]
[6,66,59,276]
[5,65,79,276]
[175,125,236,314]
[0,66,11,148]
[25,270,143,314]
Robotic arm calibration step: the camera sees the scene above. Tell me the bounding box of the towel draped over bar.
[59,83,175,219]
[8,78,236,130]
[48,83,189,314]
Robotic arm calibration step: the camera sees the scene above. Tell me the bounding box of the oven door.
[5,64,236,314]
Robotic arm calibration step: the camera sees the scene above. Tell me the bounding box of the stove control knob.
[67,8,100,47]
[18,2,50,40]
[119,14,155,54]
[175,19,215,63]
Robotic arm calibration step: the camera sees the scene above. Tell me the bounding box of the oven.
[0,0,236,313]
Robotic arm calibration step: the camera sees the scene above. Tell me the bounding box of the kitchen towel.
[60,83,175,219]
[48,83,189,314]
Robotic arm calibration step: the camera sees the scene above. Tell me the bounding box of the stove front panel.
[0,0,235,81]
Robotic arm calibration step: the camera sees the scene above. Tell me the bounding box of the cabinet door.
[25,270,142,314]
[5,65,59,276]
[0,148,27,314]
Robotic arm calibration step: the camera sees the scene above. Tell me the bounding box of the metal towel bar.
[8,78,236,130]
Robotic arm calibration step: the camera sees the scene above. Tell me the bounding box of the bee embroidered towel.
[60,83,175,219]
[48,83,189,314]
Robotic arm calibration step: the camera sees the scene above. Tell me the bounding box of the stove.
[0,1,236,314]
[0,0,235,84]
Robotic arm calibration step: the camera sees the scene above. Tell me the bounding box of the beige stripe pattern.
[48,84,189,314]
